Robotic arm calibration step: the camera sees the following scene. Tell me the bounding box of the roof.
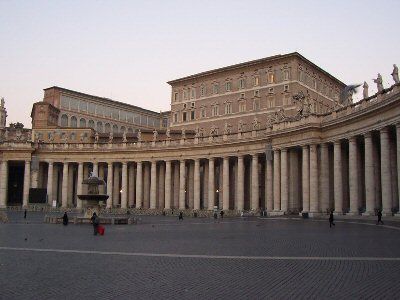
[44,86,165,116]
[167,52,346,87]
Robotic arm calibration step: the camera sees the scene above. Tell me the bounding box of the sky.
[0,0,399,128]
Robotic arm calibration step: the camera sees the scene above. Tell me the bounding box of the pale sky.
[1,0,398,128]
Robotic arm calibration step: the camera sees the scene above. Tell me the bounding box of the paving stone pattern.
[1,213,400,299]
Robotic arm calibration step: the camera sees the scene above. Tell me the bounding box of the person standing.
[178,211,183,221]
[62,212,69,226]
[376,210,384,225]
[220,210,224,219]
[329,211,335,228]
[23,209,27,219]
[91,212,99,235]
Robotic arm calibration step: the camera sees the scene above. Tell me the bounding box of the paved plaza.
[1,213,400,299]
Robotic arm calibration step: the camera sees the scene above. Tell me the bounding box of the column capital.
[122,161,128,166]
[364,131,372,139]
[380,127,390,134]
[320,143,329,149]
[396,123,400,129]
[281,148,288,153]
[348,136,357,143]
[333,140,341,146]
[302,145,309,150]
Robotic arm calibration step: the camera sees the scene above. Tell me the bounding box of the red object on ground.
[97,226,105,235]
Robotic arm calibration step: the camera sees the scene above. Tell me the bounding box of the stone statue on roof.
[166,128,171,139]
[391,64,399,84]
[122,130,127,143]
[153,129,158,141]
[373,73,384,93]
[363,81,369,99]
[137,129,142,142]
[108,131,113,143]
[94,131,99,143]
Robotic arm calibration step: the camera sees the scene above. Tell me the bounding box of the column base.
[362,212,375,216]
[346,211,360,216]
[268,211,285,216]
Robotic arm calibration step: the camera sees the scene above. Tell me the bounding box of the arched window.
[88,120,95,129]
[70,116,77,127]
[97,121,103,133]
[112,124,118,133]
[61,114,69,127]
[104,123,111,133]
[120,126,126,133]
[80,118,86,127]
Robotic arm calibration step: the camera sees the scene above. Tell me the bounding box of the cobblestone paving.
[1,213,400,299]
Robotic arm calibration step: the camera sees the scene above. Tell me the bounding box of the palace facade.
[0,52,399,217]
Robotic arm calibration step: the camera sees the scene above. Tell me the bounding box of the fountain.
[77,173,109,218]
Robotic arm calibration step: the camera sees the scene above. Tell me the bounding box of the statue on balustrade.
[108,131,113,143]
[137,129,142,142]
[275,108,286,122]
[152,129,158,141]
[48,131,55,142]
[266,114,274,128]
[223,122,231,135]
[210,125,218,137]
[392,64,399,84]
[122,131,127,143]
[80,132,86,143]
[181,128,186,139]
[195,126,200,138]
[373,73,384,93]
[166,128,171,139]
[238,120,245,133]
[94,132,99,143]
[363,81,369,98]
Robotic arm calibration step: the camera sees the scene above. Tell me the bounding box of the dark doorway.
[8,164,24,205]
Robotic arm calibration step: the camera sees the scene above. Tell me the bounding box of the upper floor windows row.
[60,95,161,128]
[172,68,292,102]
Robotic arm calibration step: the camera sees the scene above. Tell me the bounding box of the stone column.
[309,144,318,213]
[302,145,310,212]
[99,164,105,194]
[128,164,135,208]
[208,158,215,210]
[251,154,259,210]
[320,144,330,213]
[273,150,281,211]
[158,163,165,209]
[179,160,186,210]
[349,137,359,214]
[173,163,179,208]
[76,162,83,209]
[237,156,244,211]
[47,161,54,206]
[194,159,201,210]
[333,141,343,214]
[113,164,120,207]
[397,124,400,213]
[150,161,157,209]
[165,160,172,209]
[23,160,31,207]
[61,162,69,208]
[364,133,375,215]
[67,164,74,207]
[92,162,98,177]
[188,162,194,209]
[222,156,230,210]
[0,160,8,207]
[380,128,392,214]
[106,162,113,208]
[121,162,128,209]
[265,157,273,212]
[280,149,288,212]
[136,162,143,208]
[143,163,150,208]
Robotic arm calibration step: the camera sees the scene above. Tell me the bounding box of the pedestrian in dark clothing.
[329,211,335,228]
[24,209,27,219]
[376,210,384,225]
[178,211,183,221]
[220,210,224,219]
[62,212,69,226]
[91,212,99,235]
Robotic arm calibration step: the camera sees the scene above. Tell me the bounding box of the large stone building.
[0,52,399,217]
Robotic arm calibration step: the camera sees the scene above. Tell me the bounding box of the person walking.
[62,212,69,226]
[23,209,27,219]
[220,210,224,219]
[91,212,100,235]
[329,211,335,228]
[178,211,183,221]
[376,210,384,225]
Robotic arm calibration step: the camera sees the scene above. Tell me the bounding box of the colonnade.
[0,124,399,216]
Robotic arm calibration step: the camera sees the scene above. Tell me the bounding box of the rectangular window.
[60,96,69,109]
[174,92,179,102]
[190,88,195,99]
[253,99,260,111]
[225,103,232,114]
[213,84,219,94]
[268,87,274,94]
[70,99,79,111]
[127,113,134,123]
[191,102,195,108]
[134,114,140,124]
[201,107,206,118]
[254,90,260,97]
[96,105,104,116]
[283,95,291,106]
[120,110,127,122]
[112,109,119,120]
[182,112,187,122]
[239,101,246,113]
[268,73,274,84]
[190,110,195,120]
[174,113,178,123]
[225,82,231,92]
[253,76,259,86]
[267,96,275,108]
[212,106,219,117]
[239,78,245,89]
[79,100,87,112]
[240,93,245,99]
[283,70,290,81]
[200,86,205,97]
[183,90,188,100]
[284,85,289,92]
[88,102,95,114]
